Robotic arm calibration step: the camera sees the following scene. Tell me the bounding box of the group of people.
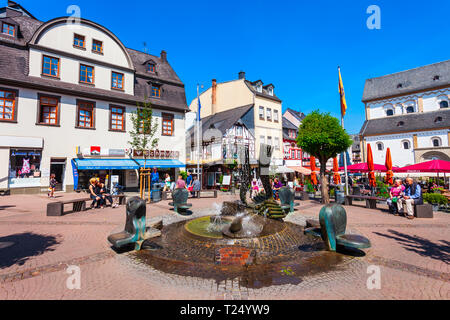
[387,178,423,220]
[162,172,201,197]
[88,178,119,209]
[251,177,301,200]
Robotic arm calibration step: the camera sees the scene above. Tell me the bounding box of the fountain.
[114,144,370,289]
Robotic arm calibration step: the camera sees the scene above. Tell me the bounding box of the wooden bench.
[193,190,218,199]
[162,190,218,200]
[47,195,126,216]
[345,195,385,209]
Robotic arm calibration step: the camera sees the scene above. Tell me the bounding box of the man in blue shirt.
[398,178,423,220]
[186,171,194,196]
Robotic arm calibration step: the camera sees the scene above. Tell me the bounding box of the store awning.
[73,159,139,170]
[275,166,295,174]
[288,166,312,175]
[134,159,185,168]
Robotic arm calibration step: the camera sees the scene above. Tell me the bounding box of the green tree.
[128,98,159,169]
[297,111,352,204]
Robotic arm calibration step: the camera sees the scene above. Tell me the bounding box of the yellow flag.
[338,67,347,117]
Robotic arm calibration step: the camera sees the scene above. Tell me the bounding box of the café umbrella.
[367,144,377,188]
[395,159,450,173]
[339,163,388,173]
[385,148,394,185]
[310,156,318,185]
[333,157,341,184]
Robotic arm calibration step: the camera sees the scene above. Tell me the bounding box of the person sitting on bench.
[89,178,104,209]
[99,182,118,208]
[398,178,423,220]
[387,179,405,216]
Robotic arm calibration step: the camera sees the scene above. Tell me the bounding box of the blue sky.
[13,0,450,133]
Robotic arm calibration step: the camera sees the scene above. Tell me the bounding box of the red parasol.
[385,148,394,185]
[339,163,388,173]
[395,160,450,173]
[310,156,318,185]
[367,144,376,187]
[333,157,341,185]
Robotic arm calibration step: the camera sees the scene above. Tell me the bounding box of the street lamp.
[197,83,204,190]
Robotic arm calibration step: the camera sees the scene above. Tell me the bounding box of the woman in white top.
[163,173,171,192]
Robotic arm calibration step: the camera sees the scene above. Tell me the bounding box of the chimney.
[238,71,246,80]
[212,79,217,115]
[160,50,167,63]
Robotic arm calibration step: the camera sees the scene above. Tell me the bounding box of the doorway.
[50,159,66,192]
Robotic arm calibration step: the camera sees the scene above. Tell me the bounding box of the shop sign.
[90,146,101,156]
[132,149,180,159]
[108,149,126,157]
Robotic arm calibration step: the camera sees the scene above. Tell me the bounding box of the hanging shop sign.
[79,147,127,158]
[132,149,180,159]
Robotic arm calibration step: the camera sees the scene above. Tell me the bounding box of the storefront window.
[9,150,42,183]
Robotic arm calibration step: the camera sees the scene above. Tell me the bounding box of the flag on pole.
[197,96,202,122]
[338,67,347,117]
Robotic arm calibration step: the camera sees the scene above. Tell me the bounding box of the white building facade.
[0,3,187,194]
[360,60,450,168]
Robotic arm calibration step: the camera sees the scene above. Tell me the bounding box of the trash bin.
[151,183,163,202]
[335,191,345,204]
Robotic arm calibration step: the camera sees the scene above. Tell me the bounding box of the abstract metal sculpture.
[169,188,192,214]
[258,143,274,199]
[279,187,300,213]
[304,204,371,252]
[107,197,147,250]
[239,145,252,205]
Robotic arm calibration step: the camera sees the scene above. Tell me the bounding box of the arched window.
[376,142,384,151]
[386,109,394,116]
[406,106,415,113]
[432,137,442,147]
[402,140,410,150]
[440,101,449,109]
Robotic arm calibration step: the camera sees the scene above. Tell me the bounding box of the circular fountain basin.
[132,213,356,289]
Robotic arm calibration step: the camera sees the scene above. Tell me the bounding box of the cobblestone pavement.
[0,193,448,300]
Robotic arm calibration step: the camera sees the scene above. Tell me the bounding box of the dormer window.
[397,83,403,89]
[2,22,15,36]
[433,75,440,81]
[397,121,405,127]
[92,40,103,54]
[147,63,156,73]
[386,109,394,116]
[254,81,263,93]
[151,85,161,98]
[440,101,449,109]
[435,117,443,123]
[406,106,415,113]
[74,34,85,49]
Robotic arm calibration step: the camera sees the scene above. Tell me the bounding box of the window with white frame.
[274,110,279,123]
[376,142,384,151]
[267,108,272,121]
[274,137,280,150]
[432,137,442,147]
[259,107,265,120]
[260,136,265,144]
[402,140,411,150]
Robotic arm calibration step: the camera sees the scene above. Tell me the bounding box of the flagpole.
[341,117,350,196]
[197,84,202,191]
[339,66,350,196]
